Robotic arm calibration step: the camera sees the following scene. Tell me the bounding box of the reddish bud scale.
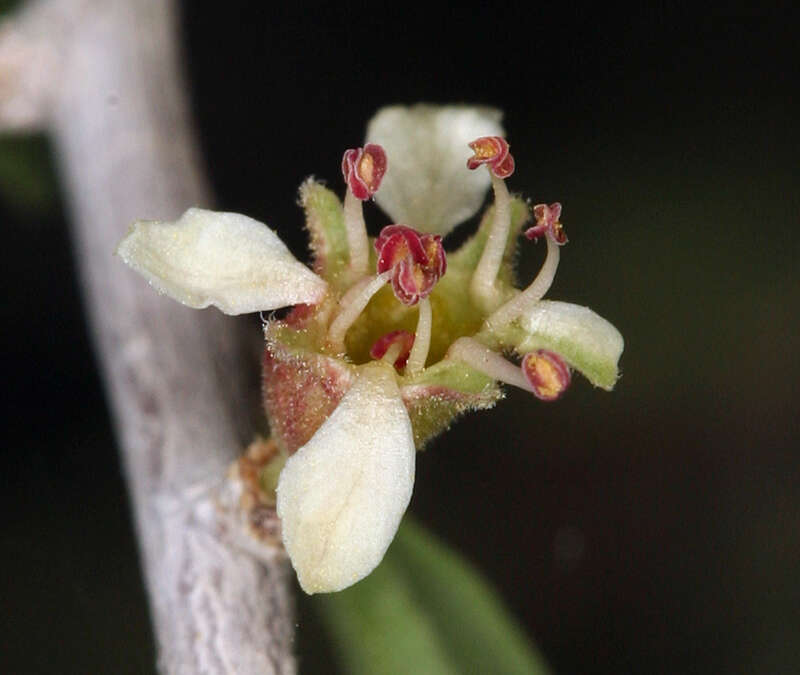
[342,144,387,200]
[370,330,415,369]
[375,224,447,306]
[521,349,572,401]
[467,136,515,178]
[525,202,568,245]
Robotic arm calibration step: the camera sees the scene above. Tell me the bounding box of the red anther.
[370,330,415,370]
[521,350,572,401]
[341,143,387,200]
[375,224,447,306]
[422,233,447,279]
[525,202,568,245]
[466,136,515,178]
[492,152,515,179]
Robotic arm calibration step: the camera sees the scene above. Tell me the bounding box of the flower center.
[327,224,446,375]
[322,134,577,388]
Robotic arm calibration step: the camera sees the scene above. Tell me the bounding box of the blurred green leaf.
[0,134,57,215]
[312,517,550,675]
[0,0,23,14]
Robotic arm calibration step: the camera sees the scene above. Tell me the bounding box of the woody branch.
[0,1,295,672]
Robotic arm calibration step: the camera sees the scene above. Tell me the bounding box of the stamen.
[380,341,404,367]
[405,297,432,375]
[343,190,370,277]
[525,203,567,245]
[375,225,446,306]
[466,136,515,313]
[370,330,415,370]
[469,174,512,312]
[486,202,566,328]
[447,339,572,401]
[342,144,387,200]
[486,233,560,328]
[328,271,392,350]
[466,136,515,178]
[342,144,387,278]
[446,337,533,392]
[521,350,571,401]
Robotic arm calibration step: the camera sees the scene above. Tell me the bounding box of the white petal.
[516,300,624,390]
[276,362,415,593]
[117,208,327,314]
[366,104,505,236]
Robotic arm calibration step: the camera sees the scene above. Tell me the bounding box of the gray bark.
[0,1,296,672]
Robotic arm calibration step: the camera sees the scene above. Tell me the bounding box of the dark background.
[2,3,798,673]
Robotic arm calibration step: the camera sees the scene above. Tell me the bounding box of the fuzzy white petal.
[516,300,624,390]
[366,104,505,236]
[276,362,415,594]
[117,208,327,314]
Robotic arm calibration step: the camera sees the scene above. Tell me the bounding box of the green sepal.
[402,357,498,395]
[401,359,502,448]
[300,179,351,290]
[479,300,624,390]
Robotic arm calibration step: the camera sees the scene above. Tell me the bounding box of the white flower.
[117,105,624,594]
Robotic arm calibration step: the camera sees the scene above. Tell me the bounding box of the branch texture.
[1,1,295,672]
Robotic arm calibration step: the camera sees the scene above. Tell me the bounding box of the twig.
[0,1,296,672]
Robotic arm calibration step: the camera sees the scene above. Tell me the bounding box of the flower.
[116,104,624,594]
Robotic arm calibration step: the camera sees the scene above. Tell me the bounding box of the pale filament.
[405,297,432,375]
[343,189,370,279]
[446,337,533,393]
[469,173,512,313]
[380,341,404,366]
[328,271,391,350]
[486,234,560,329]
